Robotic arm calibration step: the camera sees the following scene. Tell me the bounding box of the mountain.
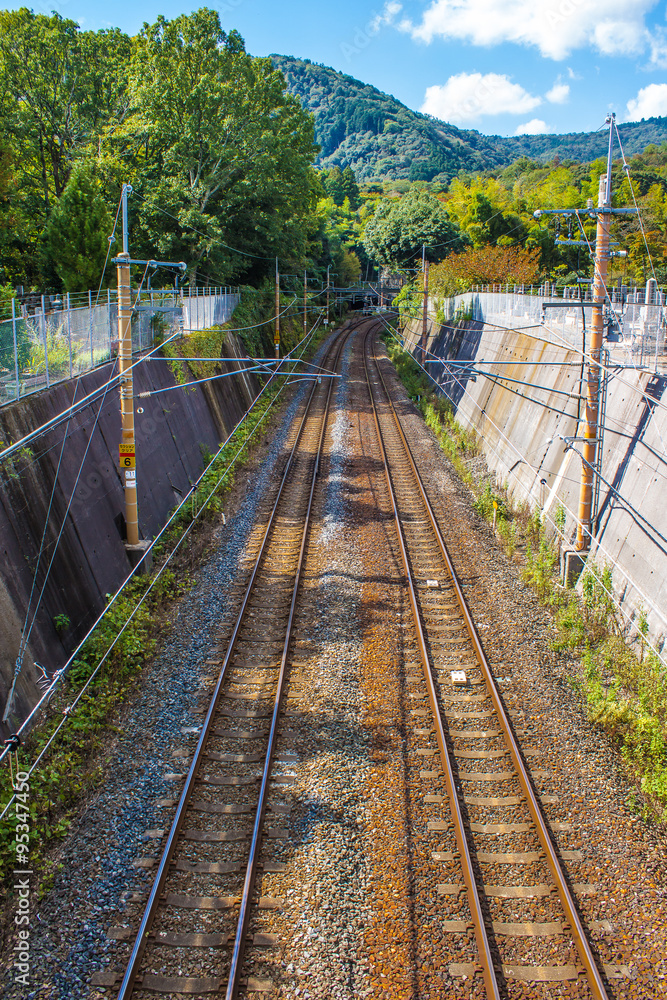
[271,55,667,184]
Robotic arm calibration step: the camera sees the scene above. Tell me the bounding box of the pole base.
[125,539,153,575]
[560,545,587,587]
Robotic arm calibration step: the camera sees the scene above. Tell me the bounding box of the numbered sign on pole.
[119,443,136,469]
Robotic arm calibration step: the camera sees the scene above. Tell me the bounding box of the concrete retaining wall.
[403,302,667,656]
[0,335,259,735]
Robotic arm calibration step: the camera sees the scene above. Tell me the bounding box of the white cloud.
[369,1,403,32]
[648,26,667,68]
[515,118,551,134]
[420,71,541,123]
[404,0,657,61]
[546,81,570,103]
[626,83,667,121]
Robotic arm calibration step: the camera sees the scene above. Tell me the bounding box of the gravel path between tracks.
[3,323,666,1000]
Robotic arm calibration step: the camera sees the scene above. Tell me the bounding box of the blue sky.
[11,0,667,137]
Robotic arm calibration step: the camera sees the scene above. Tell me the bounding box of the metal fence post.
[11,298,20,400]
[66,292,73,378]
[88,289,94,367]
[108,288,112,358]
[41,294,50,388]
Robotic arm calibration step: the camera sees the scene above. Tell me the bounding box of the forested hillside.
[355,141,667,292]
[3,9,667,299]
[273,55,667,183]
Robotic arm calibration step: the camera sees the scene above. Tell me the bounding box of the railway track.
[361,328,625,998]
[99,329,350,999]
[89,320,636,999]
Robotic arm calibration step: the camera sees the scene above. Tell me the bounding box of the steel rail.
[370,333,611,1000]
[116,328,349,1000]
[225,327,348,998]
[361,330,502,1000]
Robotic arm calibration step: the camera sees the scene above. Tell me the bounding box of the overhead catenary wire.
[6,381,83,716]
[401,311,667,500]
[442,304,667,421]
[407,281,667,508]
[132,190,282,262]
[2,363,120,723]
[139,364,285,396]
[0,293,302,466]
[613,119,661,290]
[94,191,123,308]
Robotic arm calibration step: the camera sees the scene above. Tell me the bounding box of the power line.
[94,191,123,308]
[132,191,279,263]
[379,317,667,658]
[0,292,303,466]
[3,363,119,722]
[0,326,326,805]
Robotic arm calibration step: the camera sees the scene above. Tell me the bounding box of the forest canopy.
[0,7,320,290]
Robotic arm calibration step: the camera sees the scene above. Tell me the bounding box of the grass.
[386,334,667,824]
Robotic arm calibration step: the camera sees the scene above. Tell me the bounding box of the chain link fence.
[0,286,240,406]
[446,283,667,373]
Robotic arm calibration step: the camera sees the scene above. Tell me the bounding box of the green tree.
[322,167,345,205]
[121,9,318,284]
[0,9,131,284]
[363,189,466,267]
[341,166,360,210]
[44,164,112,292]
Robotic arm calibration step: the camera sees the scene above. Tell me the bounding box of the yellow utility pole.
[117,184,139,547]
[576,151,612,551]
[113,184,186,565]
[533,113,635,575]
[274,257,280,359]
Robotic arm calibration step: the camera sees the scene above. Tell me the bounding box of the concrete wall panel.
[0,337,258,734]
[403,305,667,653]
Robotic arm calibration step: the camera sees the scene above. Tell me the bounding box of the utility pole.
[303,268,308,339]
[274,257,280,359]
[117,183,139,548]
[112,184,187,567]
[576,123,613,552]
[533,113,636,571]
[421,245,430,367]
